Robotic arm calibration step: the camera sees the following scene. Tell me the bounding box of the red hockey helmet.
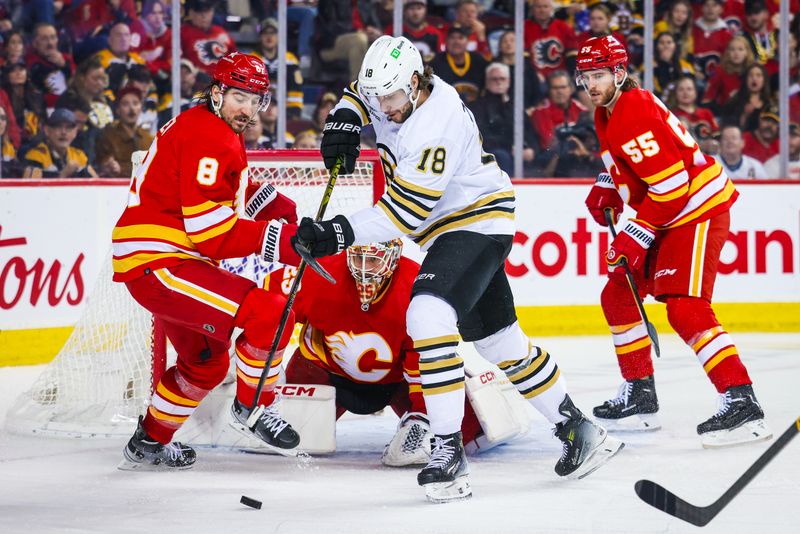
[576,35,628,72]
[213,52,271,110]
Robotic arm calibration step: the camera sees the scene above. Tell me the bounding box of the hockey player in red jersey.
[576,36,772,448]
[113,52,303,469]
[270,240,492,466]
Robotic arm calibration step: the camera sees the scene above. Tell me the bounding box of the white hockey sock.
[407,294,464,435]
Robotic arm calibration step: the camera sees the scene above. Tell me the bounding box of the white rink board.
[1,181,798,331]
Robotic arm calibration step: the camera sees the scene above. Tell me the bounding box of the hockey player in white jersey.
[293,36,623,503]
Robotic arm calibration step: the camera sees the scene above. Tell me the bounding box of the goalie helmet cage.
[5,149,385,438]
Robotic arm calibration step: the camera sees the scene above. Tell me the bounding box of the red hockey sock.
[143,367,209,444]
[234,335,283,407]
[601,279,653,380]
[666,297,751,393]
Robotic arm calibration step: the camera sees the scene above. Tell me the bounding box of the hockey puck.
[240,495,262,509]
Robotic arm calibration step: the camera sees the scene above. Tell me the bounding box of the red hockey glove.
[585,172,623,227]
[606,219,655,274]
[261,220,301,266]
[245,182,298,224]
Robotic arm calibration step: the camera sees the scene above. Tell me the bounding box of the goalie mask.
[346,239,403,311]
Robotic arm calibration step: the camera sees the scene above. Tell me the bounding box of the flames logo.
[325,331,394,383]
[533,38,564,70]
[194,39,230,66]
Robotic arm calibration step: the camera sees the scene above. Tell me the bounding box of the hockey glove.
[606,219,655,274]
[245,182,298,224]
[321,108,361,174]
[261,220,301,266]
[585,172,623,227]
[292,215,355,258]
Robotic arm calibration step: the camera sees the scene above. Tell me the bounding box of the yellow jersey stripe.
[703,346,738,373]
[182,200,219,217]
[153,269,239,316]
[642,161,685,185]
[112,224,195,249]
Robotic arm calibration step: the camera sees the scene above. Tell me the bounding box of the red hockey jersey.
[267,255,423,406]
[524,18,578,78]
[595,89,737,230]
[112,105,265,282]
[180,24,237,74]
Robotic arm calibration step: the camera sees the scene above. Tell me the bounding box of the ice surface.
[1,334,797,533]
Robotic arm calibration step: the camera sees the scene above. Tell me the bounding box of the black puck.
[240,495,262,509]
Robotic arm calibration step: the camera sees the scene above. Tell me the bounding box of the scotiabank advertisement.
[0,180,798,364]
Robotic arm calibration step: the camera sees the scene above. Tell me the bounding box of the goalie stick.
[635,417,799,526]
[248,156,343,414]
[604,208,661,358]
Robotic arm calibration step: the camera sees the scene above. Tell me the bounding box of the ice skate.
[382,412,431,467]
[698,384,772,448]
[555,395,624,479]
[593,376,661,431]
[118,416,196,471]
[230,398,301,456]
[417,431,472,503]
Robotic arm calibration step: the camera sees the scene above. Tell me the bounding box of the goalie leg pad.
[273,384,336,454]
[464,368,534,452]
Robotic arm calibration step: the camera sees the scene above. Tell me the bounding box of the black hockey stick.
[248,155,343,414]
[635,417,798,526]
[604,208,660,358]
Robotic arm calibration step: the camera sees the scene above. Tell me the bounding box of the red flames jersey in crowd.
[112,105,265,282]
[673,106,719,139]
[523,18,578,78]
[129,18,172,76]
[692,25,731,79]
[268,255,422,395]
[180,24,237,74]
[595,89,737,230]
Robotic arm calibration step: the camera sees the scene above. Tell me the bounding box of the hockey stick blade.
[294,240,336,284]
[604,209,661,357]
[635,417,799,527]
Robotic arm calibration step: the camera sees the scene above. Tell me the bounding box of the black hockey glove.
[292,215,355,258]
[321,108,361,174]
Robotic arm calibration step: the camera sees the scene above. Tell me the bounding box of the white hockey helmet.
[358,36,424,99]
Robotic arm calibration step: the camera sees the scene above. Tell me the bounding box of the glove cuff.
[595,172,615,189]
[622,219,656,249]
[245,182,277,219]
[262,220,283,263]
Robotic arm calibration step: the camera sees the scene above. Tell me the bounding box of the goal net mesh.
[5,150,380,438]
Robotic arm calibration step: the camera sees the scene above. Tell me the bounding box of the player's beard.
[224,111,252,133]
[596,83,619,108]
[387,101,414,123]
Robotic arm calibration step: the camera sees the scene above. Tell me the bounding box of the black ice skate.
[417,431,472,503]
[118,416,196,471]
[593,375,661,432]
[230,398,301,455]
[697,384,772,448]
[554,395,624,479]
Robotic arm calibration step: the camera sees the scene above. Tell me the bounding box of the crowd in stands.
[0,0,797,179]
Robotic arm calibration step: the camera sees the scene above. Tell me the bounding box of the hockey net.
[6,149,384,438]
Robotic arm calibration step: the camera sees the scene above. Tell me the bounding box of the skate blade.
[423,476,472,504]
[595,413,661,432]
[117,452,195,472]
[701,419,773,449]
[567,434,625,480]
[228,419,301,457]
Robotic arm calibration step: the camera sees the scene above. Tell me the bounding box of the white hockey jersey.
[334,75,516,250]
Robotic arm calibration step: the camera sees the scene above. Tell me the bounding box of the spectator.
[258,95,289,148]
[288,1,319,71]
[0,105,19,178]
[157,59,199,128]
[448,0,490,59]
[720,63,773,133]
[254,18,304,119]
[654,0,694,61]
[764,123,800,180]
[669,75,719,140]
[243,117,270,150]
[493,30,543,110]
[610,2,645,69]
[1,62,45,144]
[95,86,154,177]
[742,0,778,76]
[385,0,443,63]
[742,107,779,163]
[652,31,695,101]
[22,108,97,178]
[125,64,160,135]
[702,35,754,113]
[358,0,392,45]
[715,124,768,179]
[61,1,137,63]
[181,0,237,75]
[545,118,603,178]
[55,92,96,166]
[312,91,339,132]
[26,22,76,109]
[524,0,578,80]
[293,129,320,149]
[96,22,146,94]
[529,70,588,151]
[577,4,628,54]
[692,0,732,80]
[1,30,25,68]
[57,55,114,133]
[468,62,537,176]
[129,0,172,84]
[315,0,369,81]
[429,26,488,103]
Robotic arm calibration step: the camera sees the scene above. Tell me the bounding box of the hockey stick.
[247,155,344,414]
[635,417,798,526]
[604,208,661,358]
